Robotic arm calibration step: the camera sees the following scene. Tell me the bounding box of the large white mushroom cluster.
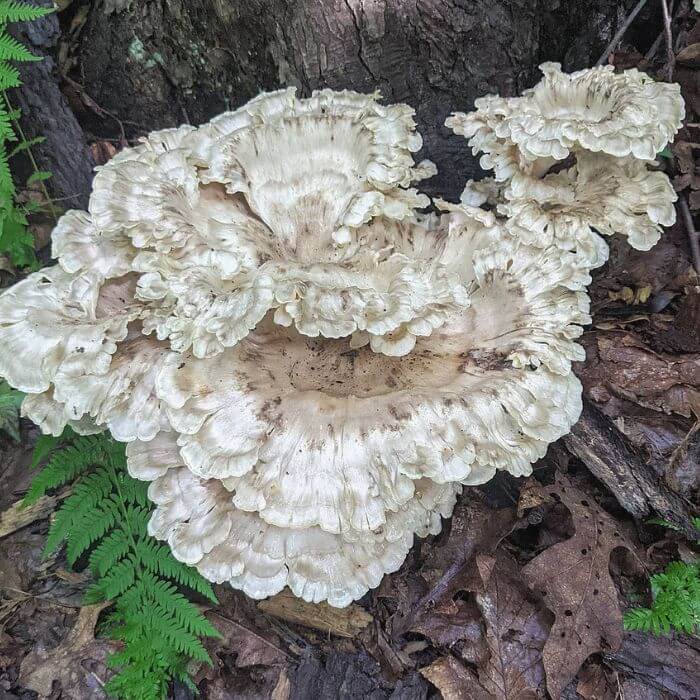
[0,65,683,606]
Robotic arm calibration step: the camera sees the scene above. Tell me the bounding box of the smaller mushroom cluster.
[0,64,684,606]
[449,62,681,266]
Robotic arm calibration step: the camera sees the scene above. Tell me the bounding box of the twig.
[679,195,700,276]
[596,0,650,66]
[645,0,675,61]
[660,0,676,80]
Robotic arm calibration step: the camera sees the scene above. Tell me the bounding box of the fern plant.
[0,0,53,270]
[0,378,22,440]
[24,430,221,699]
[624,518,700,636]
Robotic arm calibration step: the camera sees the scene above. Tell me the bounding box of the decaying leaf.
[470,552,548,699]
[575,662,615,699]
[258,589,372,638]
[206,609,289,669]
[676,42,700,67]
[410,595,487,653]
[420,655,489,700]
[19,603,117,698]
[394,495,515,639]
[579,332,700,417]
[648,288,700,353]
[522,475,638,698]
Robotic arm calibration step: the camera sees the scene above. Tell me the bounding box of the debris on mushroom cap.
[0,73,682,606]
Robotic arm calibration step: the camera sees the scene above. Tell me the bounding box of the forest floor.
[0,2,699,699]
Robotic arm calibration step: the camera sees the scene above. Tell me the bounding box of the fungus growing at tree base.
[0,67,683,606]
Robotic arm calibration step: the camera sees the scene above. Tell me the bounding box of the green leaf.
[0,203,37,269]
[8,134,43,158]
[30,431,66,470]
[26,169,51,184]
[0,1,53,22]
[0,32,41,62]
[26,431,220,697]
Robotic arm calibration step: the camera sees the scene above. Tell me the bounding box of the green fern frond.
[0,32,39,62]
[88,530,132,577]
[23,434,112,505]
[624,561,700,636]
[65,495,121,565]
[0,64,20,90]
[0,0,52,22]
[0,1,53,271]
[136,538,217,602]
[26,431,219,699]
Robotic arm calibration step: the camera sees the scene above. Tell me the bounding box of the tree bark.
[12,0,95,209]
[74,0,635,200]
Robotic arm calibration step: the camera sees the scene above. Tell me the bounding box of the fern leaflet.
[28,431,220,699]
[624,521,700,636]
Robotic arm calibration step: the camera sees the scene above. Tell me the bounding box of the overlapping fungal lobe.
[447,62,684,263]
[0,72,682,606]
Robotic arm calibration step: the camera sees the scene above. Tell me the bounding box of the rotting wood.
[565,400,697,538]
[0,493,57,539]
[258,589,372,639]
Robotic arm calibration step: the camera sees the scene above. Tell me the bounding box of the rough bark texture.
[565,400,698,539]
[603,632,700,700]
[74,0,634,200]
[11,0,94,209]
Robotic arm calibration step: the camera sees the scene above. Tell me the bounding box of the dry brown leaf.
[579,332,700,417]
[575,662,615,699]
[410,596,487,653]
[19,603,117,698]
[676,43,700,67]
[206,609,289,668]
[522,475,636,699]
[672,141,700,194]
[89,140,119,166]
[648,288,700,353]
[420,655,490,700]
[470,552,548,699]
[258,588,372,638]
[517,477,550,518]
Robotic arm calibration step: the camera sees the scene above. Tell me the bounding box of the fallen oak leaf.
[395,495,515,636]
[575,662,615,699]
[522,475,639,699]
[206,609,290,668]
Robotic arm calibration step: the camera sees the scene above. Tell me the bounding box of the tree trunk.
[72,0,636,201]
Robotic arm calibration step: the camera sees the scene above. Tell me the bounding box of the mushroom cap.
[500,152,677,265]
[129,431,460,607]
[0,78,677,606]
[447,63,684,173]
